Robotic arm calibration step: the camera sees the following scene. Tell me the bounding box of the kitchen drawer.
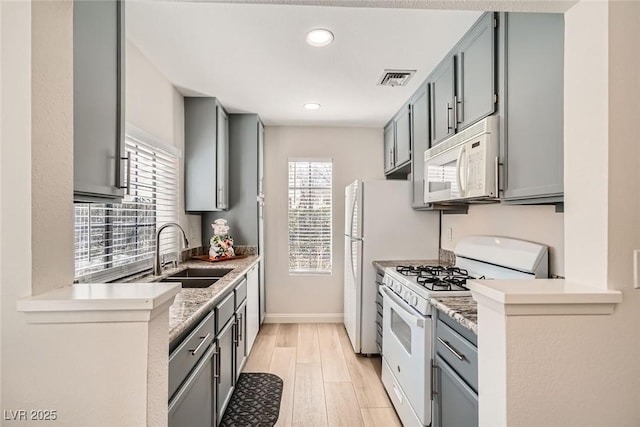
[169,310,215,401]
[436,319,478,393]
[215,292,235,334]
[234,278,247,308]
[438,309,477,346]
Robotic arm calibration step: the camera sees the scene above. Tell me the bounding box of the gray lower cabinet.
[168,342,217,427]
[410,83,430,209]
[234,300,247,380]
[433,311,478,427]
[499,13,564,204]
[246,264,260,353]
[184,97,229,212]
[202,114,263,245]
[73,0,126,202]
[168,310,217,427]
[434,354,478,427]
[216,317,235,421]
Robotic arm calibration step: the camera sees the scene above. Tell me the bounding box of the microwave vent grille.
[378,70,416,87]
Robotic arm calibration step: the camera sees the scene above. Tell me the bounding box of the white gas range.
[380,236,549,427]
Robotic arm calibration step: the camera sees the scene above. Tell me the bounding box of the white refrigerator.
[343,180,440,354]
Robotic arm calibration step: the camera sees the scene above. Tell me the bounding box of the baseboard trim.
[264,313,343,323]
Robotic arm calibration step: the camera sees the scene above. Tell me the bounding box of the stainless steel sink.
[160,277,220,288]
[168,268,233,279]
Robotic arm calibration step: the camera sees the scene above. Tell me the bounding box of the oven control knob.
[410,295,418,307]
[394,283,402,294]
[404,290,412,301]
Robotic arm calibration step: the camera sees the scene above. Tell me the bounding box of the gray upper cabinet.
[202,114,263,245]
[499,13,564,204]
[456,12,496,131]
[384,103,412,177]
[73,0,125,202]
[410,83,430,209]
[430,12,496,147]
[184,97,229,212]
[430,54,456,146]
[383,122,395,173]
[394,104,411,168]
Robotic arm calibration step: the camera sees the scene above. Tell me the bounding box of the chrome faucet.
[154,222,189,276]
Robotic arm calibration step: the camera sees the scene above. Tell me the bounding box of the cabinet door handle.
[446,102,453,132]
[431,360,438,400]
[437,337,466,361]
[238,313,243,341]
[189,333,211,356]
[455,94,463,126]
[120,153,131,195]
[213,347,220,383]
[218,187,224,209]
[457,52,464,125]
[233,320,238,345]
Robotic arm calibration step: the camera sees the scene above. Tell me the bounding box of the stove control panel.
[382,270,430,316]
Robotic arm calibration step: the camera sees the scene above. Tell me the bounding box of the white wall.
[126,40,202,246]
[441,204,564,276]
[1,4,170,424]
[478,2,640,425]
[263,126,384,321]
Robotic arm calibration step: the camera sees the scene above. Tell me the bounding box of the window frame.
[74,126,181,283]
[287,158,333,275]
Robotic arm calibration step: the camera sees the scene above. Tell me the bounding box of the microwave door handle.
[456,145,466,197]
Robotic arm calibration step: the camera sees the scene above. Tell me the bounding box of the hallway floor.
[242,323,401,427]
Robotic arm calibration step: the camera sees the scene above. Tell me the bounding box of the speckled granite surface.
[430,296,478,334]
[132,255,261,344]
[372,259,442,272]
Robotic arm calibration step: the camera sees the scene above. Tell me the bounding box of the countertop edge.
[168,255,261,344]
[469,279,623,316]
[430,297,478,334]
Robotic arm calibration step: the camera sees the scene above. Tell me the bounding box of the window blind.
[288,160,332,274]
[74,136,179,282]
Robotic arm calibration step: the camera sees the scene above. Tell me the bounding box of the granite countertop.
[430,296,478,334]
[141,255,261,344]
[372,259,443,272]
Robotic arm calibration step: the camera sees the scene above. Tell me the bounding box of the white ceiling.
[126,2,484,127]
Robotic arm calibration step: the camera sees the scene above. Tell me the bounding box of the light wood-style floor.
[242,323,401,427]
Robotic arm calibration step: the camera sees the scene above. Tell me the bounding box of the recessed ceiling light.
[306,29,334,47]
[304,103,321,110]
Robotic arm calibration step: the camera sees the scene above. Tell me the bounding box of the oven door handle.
[380,286,425,328]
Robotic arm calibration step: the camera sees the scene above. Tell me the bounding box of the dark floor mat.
[220,372,283,427]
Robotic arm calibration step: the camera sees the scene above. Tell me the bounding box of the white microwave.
[423,116,499,204]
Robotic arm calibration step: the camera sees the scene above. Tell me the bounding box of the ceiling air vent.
[378,69,416,87]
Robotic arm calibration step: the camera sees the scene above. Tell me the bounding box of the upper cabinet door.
[383,122,395,173]
[184,97,229,212]
[410,84,430,208]
[430,54,456,146]
[216,106,229,210]
[501,13,564,203]
[456,12,496,131]
[394,104,412,168]
[73,0,125,202]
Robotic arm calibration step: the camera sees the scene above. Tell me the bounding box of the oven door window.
[390,308,412,354]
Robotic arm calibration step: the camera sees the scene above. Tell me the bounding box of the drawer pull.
[190,333,211,356]
[437,337,466,361]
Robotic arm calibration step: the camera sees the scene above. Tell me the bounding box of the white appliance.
[343,180,440,355]
[380,235,548,427]
[424,116,499,204]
